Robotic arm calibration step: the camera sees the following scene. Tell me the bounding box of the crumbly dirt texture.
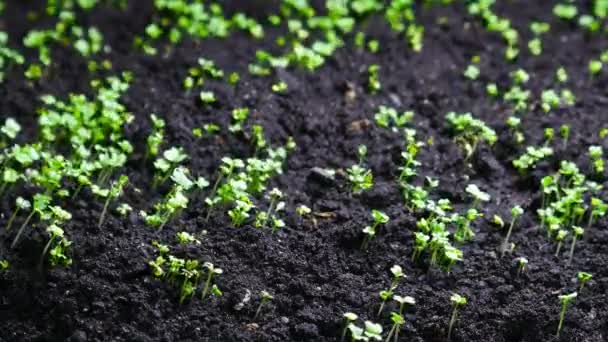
[1,1,607,341]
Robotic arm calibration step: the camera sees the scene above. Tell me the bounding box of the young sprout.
[393,295,416,315]
[501,205,524,257]
[377,265,404,316]
[205,157,245,221]
[176,231,200,245]
[566,226,584,266]
[588,197,607,228]
[92,175,128,228]
[271,81,288,93]
[11,193,51,248]
[296,205,312,217]
[385,312,405,342]
[368,64,381,94]
[486,83,498,97]
[556,292,577,337]
[560,124,570,149]
[5,197,31,231]
[588,146,604,174]
[228,197,255,227]
[492,214,505,228]
[465,184,490,209]
[577,272,592,292]
[341,312,358,342]
[554,229,568,257]
[39,224,72,269]
[230,107,250,133]
[516,257,528,275]
[448,293,467,340]
[463,64,480,80]
[254,188,285,233]
[589,60,602,76]
[347,159,373,194]
[201,262,223,300]
[446,112,497,161]
[0,260,8,271]
[361,209,389,250]
[253,290,274,320]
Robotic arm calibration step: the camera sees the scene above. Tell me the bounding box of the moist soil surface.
[1,1,608,342]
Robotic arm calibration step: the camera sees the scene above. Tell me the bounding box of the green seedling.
[146,114,165,159]
[0,260,8,271]
[448,293,467,340]
[560,124,570,149]
[446,112,497,161]
[588,146,604,174]
[296,205,312,217]
[176,231,200,245]
[205,157,245,221]
[588,197,607,228]
[272,81,288,93]
[556,292,577,337]
[92,175,128,228]
[361,209,389,250]
[348,321,383,341]
[501,205,524,257]
[254,290,274,320]
[116,203,133,217]
[512,146,553,173]
[341,312,358,342]
[554,229,568,257]
[201,262,223,300]
[465,184,490,209]
[385,312,405,342]
[377,265,404,316]
[5,197,31,231]
[230,107,250,132]
[516,257,528,275]
[347,145,373,193]
[393,295,416,315]
[11,193,51,248]
[368,64,381,94]
[39,224,72,269]
[463,64,480,80]
[577,272,592,292]
[566,226,584,266]
[589,60,602,76]
[199,91,216,104]
[255,188,286,233]
[153,146,188,187]
[228,197,255,227]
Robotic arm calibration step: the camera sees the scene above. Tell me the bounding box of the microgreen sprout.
[465,184,490,209]
[393,295,415,315]
[588,197,607,228]
[341,312,358,342]
[589,59,602,76]
[377,265,404,316]
[201,262,223,300]
[5,197,30,231]
[347,145,373,194]
[463,64,480,80]
[588,146,604,174]
[368,64,381,94]
[560,124,570,149]
[448,293,467,340]
[271,81,288,93]
[0,260,8,271]
[254,188,286,233]
[556,292,577,337]
[39,224,72,269]
[92,175,128,228]
[577,272,592,292]
[566,226,584,266]
[296,205,312,217]
[205,157,245,221]
[516,257,528,275]
[254,290,274,320]
[347,320,383,341]
[385,312,405,342]
[500,205,524,257]
[446,112,497,161]
[361,209,389,250]
[230,107,250,133]
[11,193,51,248]
[554,229,568,257]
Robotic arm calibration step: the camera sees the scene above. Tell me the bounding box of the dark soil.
[1,1,608,341]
